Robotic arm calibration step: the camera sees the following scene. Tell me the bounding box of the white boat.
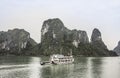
[49,54,74,64]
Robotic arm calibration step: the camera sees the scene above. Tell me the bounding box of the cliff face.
[114,41,120,55]
[89,28,116,56]
[91,28,107,49]
[0,28,37,55]
[41,18,89,44]
[39,18,116,56]
[40,18,89,55]
[0,18,117,56]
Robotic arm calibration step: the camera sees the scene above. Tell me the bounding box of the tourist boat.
[40,54,74,65]
[40,49,74,65]
[49,54,74,64]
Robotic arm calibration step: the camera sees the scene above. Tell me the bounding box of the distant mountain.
[114,41,120,55]
[0,28,37,55]
[38,18,117,56]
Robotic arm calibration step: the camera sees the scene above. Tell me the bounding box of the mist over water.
[0,56,120,78]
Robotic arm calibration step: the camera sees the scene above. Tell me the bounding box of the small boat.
[40,61,50,65]
[49,54,74,64]
[40,62,45,65]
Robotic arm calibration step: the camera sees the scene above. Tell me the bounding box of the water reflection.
[101,57,120,78]
[0,56,41,78]
[86,57,103,78]
[70,57,88,78]
[42,64,74,78]
[0,56,120,78]
[86,57,120,78]
[29,57,41,78]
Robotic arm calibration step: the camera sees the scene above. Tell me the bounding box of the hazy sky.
[0,0,120,50]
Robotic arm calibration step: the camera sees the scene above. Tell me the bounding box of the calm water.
[0,56,120,78]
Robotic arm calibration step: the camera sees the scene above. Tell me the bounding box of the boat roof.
[51,54,64,58]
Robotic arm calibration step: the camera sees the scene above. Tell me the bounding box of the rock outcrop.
[40,18,89,55]
[90,28,116,56]
[0,28,37,55]
[38,18,116,56]
[114,41,120,55]
[0,18,117,56]
[91,28,107,49]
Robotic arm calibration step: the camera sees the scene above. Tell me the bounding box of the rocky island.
[37,18,117,56]
[0,29,37,55]
[0,18,118,56]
